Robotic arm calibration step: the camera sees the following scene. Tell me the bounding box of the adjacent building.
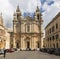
[0,13,10,49]
[5,28,10,49]
[45,12,60,48]
[13,6,43,50]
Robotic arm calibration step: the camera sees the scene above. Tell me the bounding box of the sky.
[0,0,60,29]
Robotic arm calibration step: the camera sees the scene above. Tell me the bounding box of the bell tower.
[16,5,22,20]
[13,5,22,48]
[34,6,42,21]
[13,5,22,33]
[34,6,43,49]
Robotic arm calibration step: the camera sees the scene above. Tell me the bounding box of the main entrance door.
[26,41,30,50]
[27,41,30,48]
[25,37,30,50]
[16,43,19,48]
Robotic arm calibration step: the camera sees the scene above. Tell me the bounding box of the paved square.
[0,51,60,59]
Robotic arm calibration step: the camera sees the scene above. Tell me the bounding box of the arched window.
[27,25,30,32]
[37,14,39,19]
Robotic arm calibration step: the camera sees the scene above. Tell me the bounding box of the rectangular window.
[50,37,51,41]
[56,34,59,39]
[52,26,54,32]
[49,28,51,34]
[27,25,30,32]
[47,38,49,41]
[27,23,30,32]
[52,36,54,41]
[56,23,58,29]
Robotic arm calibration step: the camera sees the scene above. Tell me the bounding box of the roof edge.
[45,12,60,29]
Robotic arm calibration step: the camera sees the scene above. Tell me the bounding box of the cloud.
[0,0,60,29]
[0,0,14,28]
[42,0,60,28]
[47,1,54,5]
[40,0,46,5]
[9,0,41,13]
[0,0,14,16]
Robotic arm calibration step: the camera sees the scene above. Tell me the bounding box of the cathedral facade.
[13,6,43,50]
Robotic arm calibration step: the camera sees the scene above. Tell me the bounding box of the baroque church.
[13,6,43,50]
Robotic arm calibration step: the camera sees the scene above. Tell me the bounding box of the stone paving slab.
[0,51,60,59]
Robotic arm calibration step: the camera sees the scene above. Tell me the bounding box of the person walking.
[4,49,6,58]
